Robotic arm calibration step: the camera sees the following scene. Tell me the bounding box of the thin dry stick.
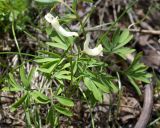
[112,0,117,21]
[83,27,160,35]
[129,29,160,35]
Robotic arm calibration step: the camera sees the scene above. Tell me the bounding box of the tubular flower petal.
[45,13,78,37]
[83,33,103,56]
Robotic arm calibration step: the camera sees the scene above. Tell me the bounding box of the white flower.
[83,33,103,56]
[45,13,78,37]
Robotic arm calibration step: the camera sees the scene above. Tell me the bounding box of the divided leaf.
[102,29,134,59]
[125,52,152,95]
[84,77,102,103]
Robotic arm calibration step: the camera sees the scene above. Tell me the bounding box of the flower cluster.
[45,13,103,56]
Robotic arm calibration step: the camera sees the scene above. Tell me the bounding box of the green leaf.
[100,78,118,93]
[47,42,67,50]
[82,0,93,2]
[38,62,57,74]
[54,105,73,117]
[8,80,22,91]
[119,29,129,43]
[46,26,53,36]
[93,80,110,93]
[126,52,152,81]
[56,96,74,107]
[62,63,70,70]
[60,14,76,24]
[7,73,22,91]
[20,65,29,88]
[127,76,142,95]
[113,47,135,59]
[47,106,55,126]
[10,93,28,112]
[124,52,152,95]
[101,36,111,52]
[2,86,22,92]
[37,50,60,58]
[28,67,36,85]
[128,52,143,69]
[108,80,118,93]
[102,29,133,55]
[9,73,18,86]
[84,77,102,102]
[130,71,152,82]
[41,60,59,68]
[2,76,24,92]
[34,58,60,63]
[31,91,50,104]
[38,67,54,74]
[56,84,64,95]
[112,29,121,47]
[54,70,71,80]
[46,35,70,50]
[83,77,93,91]
[51,36,65,44]
[116,34,133,49]
[52,34,73,47]
[73,60,78,74]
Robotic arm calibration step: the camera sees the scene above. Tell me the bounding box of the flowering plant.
[2,0,151,127]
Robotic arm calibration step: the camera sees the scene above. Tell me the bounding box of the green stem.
[12,21,22,61]
[79,87,95,128]
[0,52,37,57]
[148,116,160,126]
[23,93,32,128]
[69,56,73,87]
